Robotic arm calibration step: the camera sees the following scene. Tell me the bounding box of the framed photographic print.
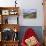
[2,10,9,15]
[23,9,37,19]
[9,10,17,15]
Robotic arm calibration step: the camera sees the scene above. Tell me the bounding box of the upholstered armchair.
[21,28,41,46]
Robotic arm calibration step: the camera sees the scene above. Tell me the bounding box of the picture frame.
[23,9,37,19]
[2,10,9,15]
[9,10,17,15]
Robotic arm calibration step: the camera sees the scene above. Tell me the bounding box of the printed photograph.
[23,9,37,19]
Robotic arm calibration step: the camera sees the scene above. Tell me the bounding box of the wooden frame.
[2,10,9,15]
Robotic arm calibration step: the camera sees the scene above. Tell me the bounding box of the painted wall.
[18,0,44,26]
[0,0,44,26]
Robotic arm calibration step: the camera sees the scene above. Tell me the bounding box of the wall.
[18,0,44,26]
[0,0,44,26]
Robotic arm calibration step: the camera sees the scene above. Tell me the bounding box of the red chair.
[21,28,41,46]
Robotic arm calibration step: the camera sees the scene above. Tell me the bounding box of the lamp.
[15,0,17,7]
[13,28,18,41]
[14,28,17,32]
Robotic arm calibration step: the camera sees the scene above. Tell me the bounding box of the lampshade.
[13,28,17,32]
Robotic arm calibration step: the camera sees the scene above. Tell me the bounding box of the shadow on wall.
[18,26,44,44]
